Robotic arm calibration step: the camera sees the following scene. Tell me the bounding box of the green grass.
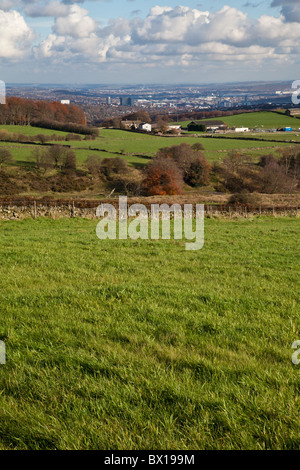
[0,125,75,138]
[171,111,300,130]
[0,216,299,450]
[66,129,295,165]
[0,124,297,171]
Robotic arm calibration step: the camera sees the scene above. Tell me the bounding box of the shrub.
[31,119,99,137]
[228,191,261,206]
[84,155,102,176]
[142,157,183,196]
[100,157,129,180]
[156,143,211,187]
[62,150,77,173]
[213,152,259,193]
[258,161,297,193]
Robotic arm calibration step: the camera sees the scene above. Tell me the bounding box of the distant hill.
[176,111,300,130]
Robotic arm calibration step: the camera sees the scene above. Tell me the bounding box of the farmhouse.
[138,123,152,132]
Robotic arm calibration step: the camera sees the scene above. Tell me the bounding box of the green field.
[0,217,299,450]
[0,125,79,138]
[172,111,300,130]
[0,126,295,169]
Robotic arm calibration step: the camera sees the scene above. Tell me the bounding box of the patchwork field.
[0,125,297,168]
[0,216,299,449]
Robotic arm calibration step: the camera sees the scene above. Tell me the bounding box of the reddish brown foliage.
[142,158,183,195]
[0,97,86,126]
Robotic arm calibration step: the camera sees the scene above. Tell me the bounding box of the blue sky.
[0,0,299,84]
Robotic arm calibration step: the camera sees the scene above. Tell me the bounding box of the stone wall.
[0,204,97,221]
[0,201,299,221]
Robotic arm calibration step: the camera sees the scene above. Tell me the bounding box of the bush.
[142,157,183,196]
[84,155,102,176]
[65,134,82,141]
[213,152,259,193]
[156,143,211,187]
[106,169,143,196]
[258,160,297,193]
[62,150,77,173]
[100,157,129,180]
[31,119,99,137]
[228,191,261,206]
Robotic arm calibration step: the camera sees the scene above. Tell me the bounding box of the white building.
[235,127,249,132]
[60,100,70,105]
[139,123,152,132]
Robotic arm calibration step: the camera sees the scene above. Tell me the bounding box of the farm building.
[138,123,152,132]
[234,127,249,132]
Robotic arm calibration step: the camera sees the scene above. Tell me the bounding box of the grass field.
[0,127,295,170]
[171,111,300,130]
[0,216,299,450]
[0,125,82,138]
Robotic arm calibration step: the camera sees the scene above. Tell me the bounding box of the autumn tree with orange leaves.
[0,97,86,126]
[142,157,184,196]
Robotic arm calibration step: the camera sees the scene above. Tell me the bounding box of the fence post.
[71,200,75,218]
[33,200,37,219]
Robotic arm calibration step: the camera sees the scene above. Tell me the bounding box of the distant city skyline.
[0,0,300,84]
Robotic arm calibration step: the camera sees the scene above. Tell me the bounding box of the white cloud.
[53,5,98,38]
[0,0,20,10]
[132,6,209,43]
[12,4,300,75]
[24,1,70,17]
[0,9,34,58]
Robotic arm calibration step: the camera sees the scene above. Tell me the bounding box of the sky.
[0,0,299,84]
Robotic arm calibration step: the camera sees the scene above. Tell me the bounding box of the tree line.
[0,97,86,126]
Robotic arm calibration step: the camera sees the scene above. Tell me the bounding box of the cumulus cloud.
[24,1,70,17]
[281,5,300,22]
[0,0,20,10]
[53,5,98,38]
[20,4,300,70]
[271,0,300,22]
[0,9,34,58]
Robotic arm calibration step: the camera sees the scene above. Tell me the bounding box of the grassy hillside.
[0,217,299,449]
[173,111,300,130]
[0,125,77,138]
[0,127,295,170]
